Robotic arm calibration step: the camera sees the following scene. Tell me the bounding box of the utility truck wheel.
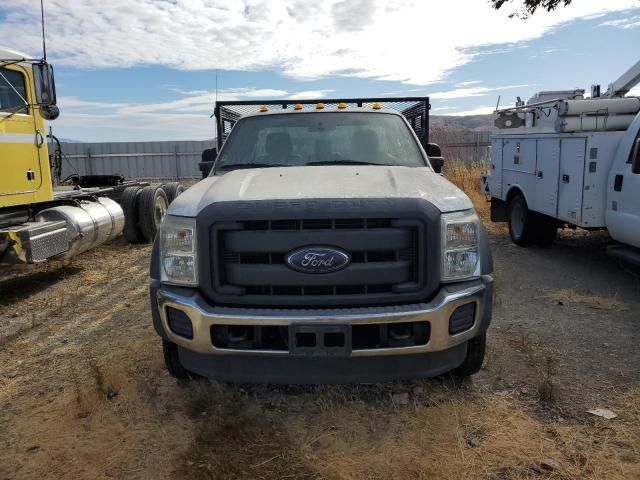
[121,186,143,243]
[162,182,185,204]
[162,340,192,380]
[536,217,558,248]
[508,194,537,247]
[138,186,168,242]
[451,334,486,378]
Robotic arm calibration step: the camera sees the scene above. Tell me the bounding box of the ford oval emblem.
[286,246,351,274]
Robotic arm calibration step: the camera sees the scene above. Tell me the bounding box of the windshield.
[214,112,426,172]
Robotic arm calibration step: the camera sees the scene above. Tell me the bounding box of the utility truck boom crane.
[603,60,640,98]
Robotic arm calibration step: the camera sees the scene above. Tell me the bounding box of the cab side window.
[0,68,28,114]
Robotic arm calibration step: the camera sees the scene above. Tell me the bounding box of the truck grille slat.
[224,227,411,254]
[214,217,425,307]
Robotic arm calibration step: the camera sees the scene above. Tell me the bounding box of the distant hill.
[432,114,495,131]
[57,138,84,143]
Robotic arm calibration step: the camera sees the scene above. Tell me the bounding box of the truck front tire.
[162,340,192,380]
[451,334,486,377]
[508,194,537,246]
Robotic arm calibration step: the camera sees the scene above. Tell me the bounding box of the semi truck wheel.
[162,340,192,380]
[508,194,537,246]
[121,186,144,243]
[451,334,486,377]
[138,186,169,242]
[162,182,185,204]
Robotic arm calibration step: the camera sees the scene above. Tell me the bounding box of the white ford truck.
[485,61,640,263]
[149,98,493,383]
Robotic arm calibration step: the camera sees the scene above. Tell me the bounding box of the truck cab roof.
[0,47,31,61]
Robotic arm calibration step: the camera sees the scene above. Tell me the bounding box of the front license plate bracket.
[289,324,352,357]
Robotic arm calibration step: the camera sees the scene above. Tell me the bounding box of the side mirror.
[426,143,445,174]
[632,138,640,174]
[199,148,217,178]
[33,62,57,106]
[39,104,60,120]
[430,157,445,174]
[426,143,442,157]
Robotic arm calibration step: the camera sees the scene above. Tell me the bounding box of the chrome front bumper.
[155,276,492,357]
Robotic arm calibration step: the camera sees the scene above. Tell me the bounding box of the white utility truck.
[485,60,640,263]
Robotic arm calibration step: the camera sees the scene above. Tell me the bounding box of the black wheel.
[162,182,185,204]
[508,194,537,247]
[451,334,486,378]
[121,186,143,243]
[137,186,169,242]
[162,340,191,380]
[535,216,558,248]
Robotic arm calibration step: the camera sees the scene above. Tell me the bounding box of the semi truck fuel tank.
[35,197,125,259]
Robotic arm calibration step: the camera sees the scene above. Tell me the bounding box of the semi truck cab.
[1,48,184,267]
[0,48,58,209]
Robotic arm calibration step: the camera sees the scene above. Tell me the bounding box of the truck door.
[557,137,586,224]
[606,120,640,248]
[0,65,42,201]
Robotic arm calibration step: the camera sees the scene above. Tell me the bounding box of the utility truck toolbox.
[150,98,493,383]
[485,60,640,262]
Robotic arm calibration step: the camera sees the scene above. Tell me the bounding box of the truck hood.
[170,166,473,217]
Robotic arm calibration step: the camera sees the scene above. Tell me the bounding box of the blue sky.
[1,0,639,142]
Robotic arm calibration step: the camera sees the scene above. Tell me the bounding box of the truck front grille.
[212,218,426,307]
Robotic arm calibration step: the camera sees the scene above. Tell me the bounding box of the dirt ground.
[1,204,639,479]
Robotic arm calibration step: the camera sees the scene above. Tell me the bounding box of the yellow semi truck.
[0,48,183,267]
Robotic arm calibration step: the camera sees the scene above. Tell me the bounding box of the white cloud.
[430,84,529,100]
[599,15,640,29]
[628,85,640,96]
[53,87,336,141]
[290,89,336,99]
[1,0,638,85]
[455,80,482,87]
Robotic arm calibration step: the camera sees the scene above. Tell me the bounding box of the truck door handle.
[537,171,543,179]
[562,174,570,183]
[614,174,624,192]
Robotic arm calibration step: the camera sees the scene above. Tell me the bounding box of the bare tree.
[491,0,572,17]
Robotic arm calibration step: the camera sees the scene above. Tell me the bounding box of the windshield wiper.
[306,160,391,166]
[216,162,289,171]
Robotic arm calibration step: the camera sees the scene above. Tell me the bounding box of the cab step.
[0,220,69,264]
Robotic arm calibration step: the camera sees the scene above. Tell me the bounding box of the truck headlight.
[160,215,198,285]
[441,210,481,282]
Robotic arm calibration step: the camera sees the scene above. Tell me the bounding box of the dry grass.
[1,195,638,479]
[287,388,640,480]
[172,383,640,480]
[543,288,629,312]
[444,161,506,236]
